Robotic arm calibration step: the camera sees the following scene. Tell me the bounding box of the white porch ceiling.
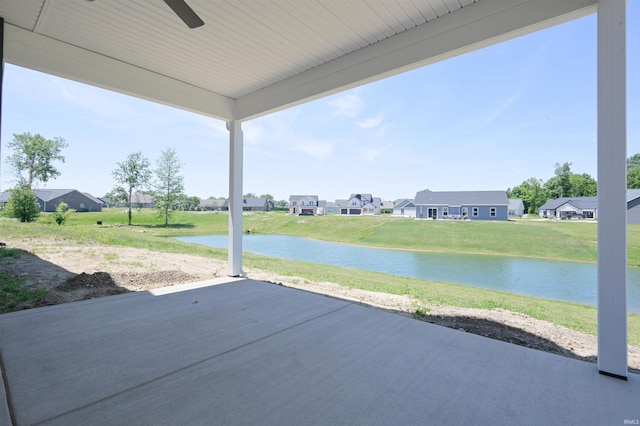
[0,0,597,121]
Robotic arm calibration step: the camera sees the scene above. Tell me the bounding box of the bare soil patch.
[1,237,638,374]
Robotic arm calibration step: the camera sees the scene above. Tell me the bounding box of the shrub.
[54,202,75,225]
[4,185,40,223]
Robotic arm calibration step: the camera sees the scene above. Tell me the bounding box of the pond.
[177,234,640,312]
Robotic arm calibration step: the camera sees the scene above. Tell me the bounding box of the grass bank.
[1,210,639,345]
[46,208,640,265]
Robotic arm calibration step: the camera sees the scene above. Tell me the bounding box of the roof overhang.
[1,0,597,122]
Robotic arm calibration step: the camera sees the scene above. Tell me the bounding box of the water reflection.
[177,234,640,312]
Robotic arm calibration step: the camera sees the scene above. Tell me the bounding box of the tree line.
[2,132,288,224]
[508,156,640,215]
[2,132,191,225]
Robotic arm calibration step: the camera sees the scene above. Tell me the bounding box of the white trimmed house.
[539,190,640,223]
[538,197,598,219]
[340,194,381,216]
[288,195,320,216]
[392,199,416,217]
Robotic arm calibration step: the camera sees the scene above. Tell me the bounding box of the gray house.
[508,199,525,217]
[242,198,274,212]
[320,201,339,214]
[0,189,102,212]
[199,199,228,211]
[627,190,640,224]
[414,190,509,220]
[37,189,103,212]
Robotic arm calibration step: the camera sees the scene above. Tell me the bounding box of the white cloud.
[362,146,388,162]
[355,115,383,129]
[293,139,335,160]
[326,93,363,118]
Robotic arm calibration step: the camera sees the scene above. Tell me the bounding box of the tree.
[6,132,68,188]
[243,193,257,198]
[260,194,274,201]
[4,185,40,222]
[112,151,152,225]
[628,153,640,171]
[152,148,185,226]
[544,162,573,199]
[628,168,640,189]
[568,173,597,197]
[507,177,548,214]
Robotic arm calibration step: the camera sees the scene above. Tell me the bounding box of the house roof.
[394,199,416,209]
[81,192,103,205]
[0,1,596,122]
[200,199,227,208]
[415,191,509,206]
[627,189,640,202]
[509,199,524,210]
[242,198,267,208]
[34,188,76,201]
[0,189,101,204]
[539,197,598,211]
[540,191,640,211]
[349,194,373,202]
[289,195,319,202]
[129,193,155,204]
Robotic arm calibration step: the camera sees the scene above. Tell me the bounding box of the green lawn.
[1,209,639,345]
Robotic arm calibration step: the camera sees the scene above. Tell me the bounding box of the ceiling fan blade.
[163,0,204,28]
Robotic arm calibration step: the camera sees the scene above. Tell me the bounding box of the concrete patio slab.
[1,278,638,425]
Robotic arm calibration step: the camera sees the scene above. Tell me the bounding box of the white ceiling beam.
[3,23,234,121]
[235,0,596,121]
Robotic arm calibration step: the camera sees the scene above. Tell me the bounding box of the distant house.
[0,191,10,209]
[340,193,381,215]
[320,201,340,214]
[538,190,640,222]
[392,199,416,217]
[288,195,320,215]
[0,189,102,212]
[130,193,156,209]
[200,199,228,211]
[320,200,339,214]
[242,198,274,212]
[508,199,525,217]
[414,190,509,220]
[538,197,598,219]
[380,201,395,213]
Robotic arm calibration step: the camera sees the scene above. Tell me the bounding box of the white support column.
[228,120,244,277]
[597,0,627,379]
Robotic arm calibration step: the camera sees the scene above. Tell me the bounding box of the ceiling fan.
[163,0,204,28]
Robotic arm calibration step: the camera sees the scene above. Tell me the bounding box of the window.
[442,207,448,217]
[472,207,479,217]
[462,207,468,217]
[490,207,496,217]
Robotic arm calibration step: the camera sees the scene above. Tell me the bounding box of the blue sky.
[1,4,639,203]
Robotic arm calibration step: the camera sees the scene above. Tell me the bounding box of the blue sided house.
[414,190,509,220]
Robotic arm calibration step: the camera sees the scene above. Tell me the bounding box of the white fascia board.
[236,0,596,121]
[3,24,234,121]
